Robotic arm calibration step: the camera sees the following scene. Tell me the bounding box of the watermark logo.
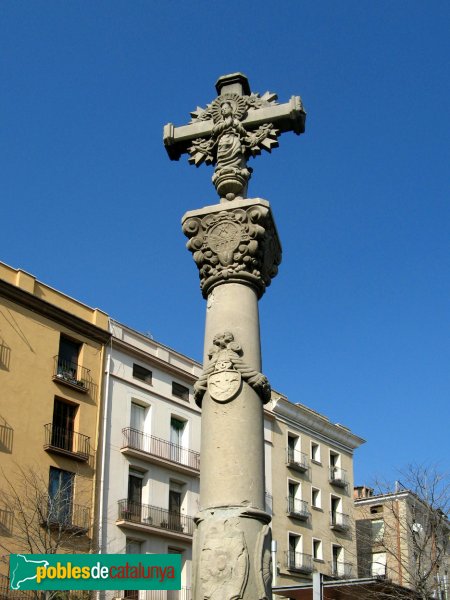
[10,554,181,591]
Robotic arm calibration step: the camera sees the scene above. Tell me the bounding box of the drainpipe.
[96,324,113,600]
[271,540,277,587]
[394,499,403,585]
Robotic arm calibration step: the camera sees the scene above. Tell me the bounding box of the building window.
[58,336,81,375]
[168,482,183,531]
[126,538,142,554]
[371,519,385,543]
[287,533,303,570]
[130,402,146,431]
[48,467,74,526]
[127,470,143,521]
[51,398,77,452]
[370,504,383,514]
[125,539,142,600]
[311,487,321,509]
[287,434,299,458]
[371,552,386,576]
[330,450,340,468]
[172,381,189,401]
[332,545,343,576]
[311,442,321,462]
[312,539,323,560]
[132,363,152,384]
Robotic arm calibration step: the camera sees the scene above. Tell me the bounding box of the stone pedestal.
[182,198,281,600]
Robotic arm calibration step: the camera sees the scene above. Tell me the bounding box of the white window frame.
[311,441,321,463]
[312,538,323,561]
[311,486,321,509]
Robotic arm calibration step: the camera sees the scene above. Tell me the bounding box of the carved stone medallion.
[199,520,249,600]
[208,369,241,402]
[194,331,271,406]
[208,219,242,265]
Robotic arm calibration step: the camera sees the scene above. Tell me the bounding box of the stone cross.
[164,72,305,198]
[165,73,305,600]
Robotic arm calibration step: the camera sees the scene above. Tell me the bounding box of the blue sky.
[1,1,449,486]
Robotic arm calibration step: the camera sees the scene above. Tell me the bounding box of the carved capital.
[182,199,281,299]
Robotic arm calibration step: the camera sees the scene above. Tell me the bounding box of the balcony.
[53,356,90,393]
[286,447,309,473]
[286,551,313,574]
[42,503,90,534]
[121,428,200,476]
[331,561,353,579]
[329,466,348,488]
[115,589,191,600]
[117,500,194,541]
[287,497,310,521]
[330,511,350,532]
[44,424,90,461]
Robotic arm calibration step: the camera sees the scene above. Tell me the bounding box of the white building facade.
[99,321,202,599]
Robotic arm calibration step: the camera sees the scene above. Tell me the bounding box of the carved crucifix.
[163,72,306,199]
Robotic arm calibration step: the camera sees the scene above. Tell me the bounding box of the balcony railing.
[42,502,90,534]
[330,511,350,531]
[329,467,348,487]
[122,428,200,471]
[286,447,309,472]
[1,574,37,599]
[287,497,310,520]
[117,500,194,536]
[44,424,90,461]
[286,551,313,574]
[116,589,191,600]
[331,561,353,579]
[53,356,90,392]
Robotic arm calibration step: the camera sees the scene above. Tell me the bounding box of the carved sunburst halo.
[189,90,279,123]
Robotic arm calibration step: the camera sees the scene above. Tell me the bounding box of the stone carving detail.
[254,524,272,600]
[163,73,306,198]
[199,520,249,600]
[189,91,281,197]
[182,204,281,299]
[194,332,271,406]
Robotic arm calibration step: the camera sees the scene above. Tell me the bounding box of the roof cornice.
[0,280,111,344]
[271,396,365,451]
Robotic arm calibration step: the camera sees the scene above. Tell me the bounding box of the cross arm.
[163,120,214,161]
[163,95,305,162]
[242,96,305,136]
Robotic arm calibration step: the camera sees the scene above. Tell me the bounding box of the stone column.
[182,197,281,600]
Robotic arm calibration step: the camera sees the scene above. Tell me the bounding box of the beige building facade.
[267,395,365,587]
[354,486,449,599]
[0,261,110,582]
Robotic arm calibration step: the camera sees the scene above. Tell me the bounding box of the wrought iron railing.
[329,466,347,487]
[53,356,90,391]
[117,500,194,536]
[0,574,37,599]
[330,511,350,531]
[286,447,308,471]
[287,497,310,519]
[117,589,191,600]
[122,428,200,471]
[331,561,353,578]
[1,574,91,599]
[44,424,90,459]
[285,551,313,573]
[43,502,90,533]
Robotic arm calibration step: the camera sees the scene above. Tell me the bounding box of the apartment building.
[354,485,449,599]
[99,321,202,599]
[267,394,365,587]
[0,261,109,581]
